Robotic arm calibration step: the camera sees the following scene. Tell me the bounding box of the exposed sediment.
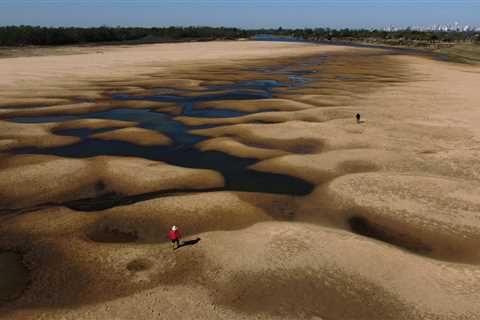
[0,155,224,210]
[1,41,480,320]
[196,137,288,160]
[53,119,138,131]
[90,127,173,146]
[0,100,179,118]
[0,251,30,303]
[322,173,480,263]
[0,121,80,152]
[194,98,314,112]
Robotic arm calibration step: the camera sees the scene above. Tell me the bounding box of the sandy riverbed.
[1,41,480,320]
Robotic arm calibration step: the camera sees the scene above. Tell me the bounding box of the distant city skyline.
[0,0,479,30]
[384,22,480,32]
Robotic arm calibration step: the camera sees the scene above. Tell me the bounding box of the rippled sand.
[1,41,480,320]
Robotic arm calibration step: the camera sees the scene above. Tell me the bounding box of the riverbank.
[1,41,480,319]
[433,42,480,63]
[358,40,480,64]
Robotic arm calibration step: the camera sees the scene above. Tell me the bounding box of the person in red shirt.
[168,225,182,250]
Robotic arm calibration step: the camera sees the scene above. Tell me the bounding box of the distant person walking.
[168,225,182,250]
[356,113,361,123]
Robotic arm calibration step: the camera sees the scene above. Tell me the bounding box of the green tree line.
[0,25,478,46]
[0,26,250,46]
[289,28,480,44]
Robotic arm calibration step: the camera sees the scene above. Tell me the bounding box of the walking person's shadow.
[177,237,201,249]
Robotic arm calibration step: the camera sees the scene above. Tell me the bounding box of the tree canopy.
[0,25,478,47]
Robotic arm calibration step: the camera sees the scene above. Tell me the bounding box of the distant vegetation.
[281,28,480,63]
[0,25,479,49]
[434,43,480,64]
[288,28,480,48]
[0,26,249,46]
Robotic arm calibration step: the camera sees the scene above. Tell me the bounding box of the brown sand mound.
[90,127,173,146]
[250,149,404,184]
[98,85,150,97]
[6,219,479,319]
[0,102,103,118]
[192,120,376,154]
[94,156,224,196]
[90,191,296,243]
[196,137,288,160]
[2,208,480,319]
[321,172,480,262]
[0,191,296,310]
[191,122,324,154]
[53,118,137,131]
[192,116,415,154]
[0,155,224,210]
[201,222,480,319]
[0,100,178,119]
[177,106,352,126]
[101,78,204,91]
[0,155,95,209]
[103,100,182,111]
[0,121,80,152]
[195,98,315,112]
[0,98,71,108]
[347,216,431,254]
[276,93,357,107]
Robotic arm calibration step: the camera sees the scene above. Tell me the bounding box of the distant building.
[381,22,479,33]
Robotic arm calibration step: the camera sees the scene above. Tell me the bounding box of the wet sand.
[1,41,480,319]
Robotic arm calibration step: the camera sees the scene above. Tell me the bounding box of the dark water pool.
[15,138,313,211]
[0,104,52,110]
[7,64,322,206]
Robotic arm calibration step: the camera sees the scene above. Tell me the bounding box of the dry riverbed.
[1,41,480,320]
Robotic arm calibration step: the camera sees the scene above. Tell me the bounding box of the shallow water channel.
[7,60,327,203]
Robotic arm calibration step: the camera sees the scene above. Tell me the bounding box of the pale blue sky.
[0,0,479,29]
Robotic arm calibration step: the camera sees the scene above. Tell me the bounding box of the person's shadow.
[177,237,201,249]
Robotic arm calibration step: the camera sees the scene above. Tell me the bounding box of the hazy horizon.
[0,0,479,29]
